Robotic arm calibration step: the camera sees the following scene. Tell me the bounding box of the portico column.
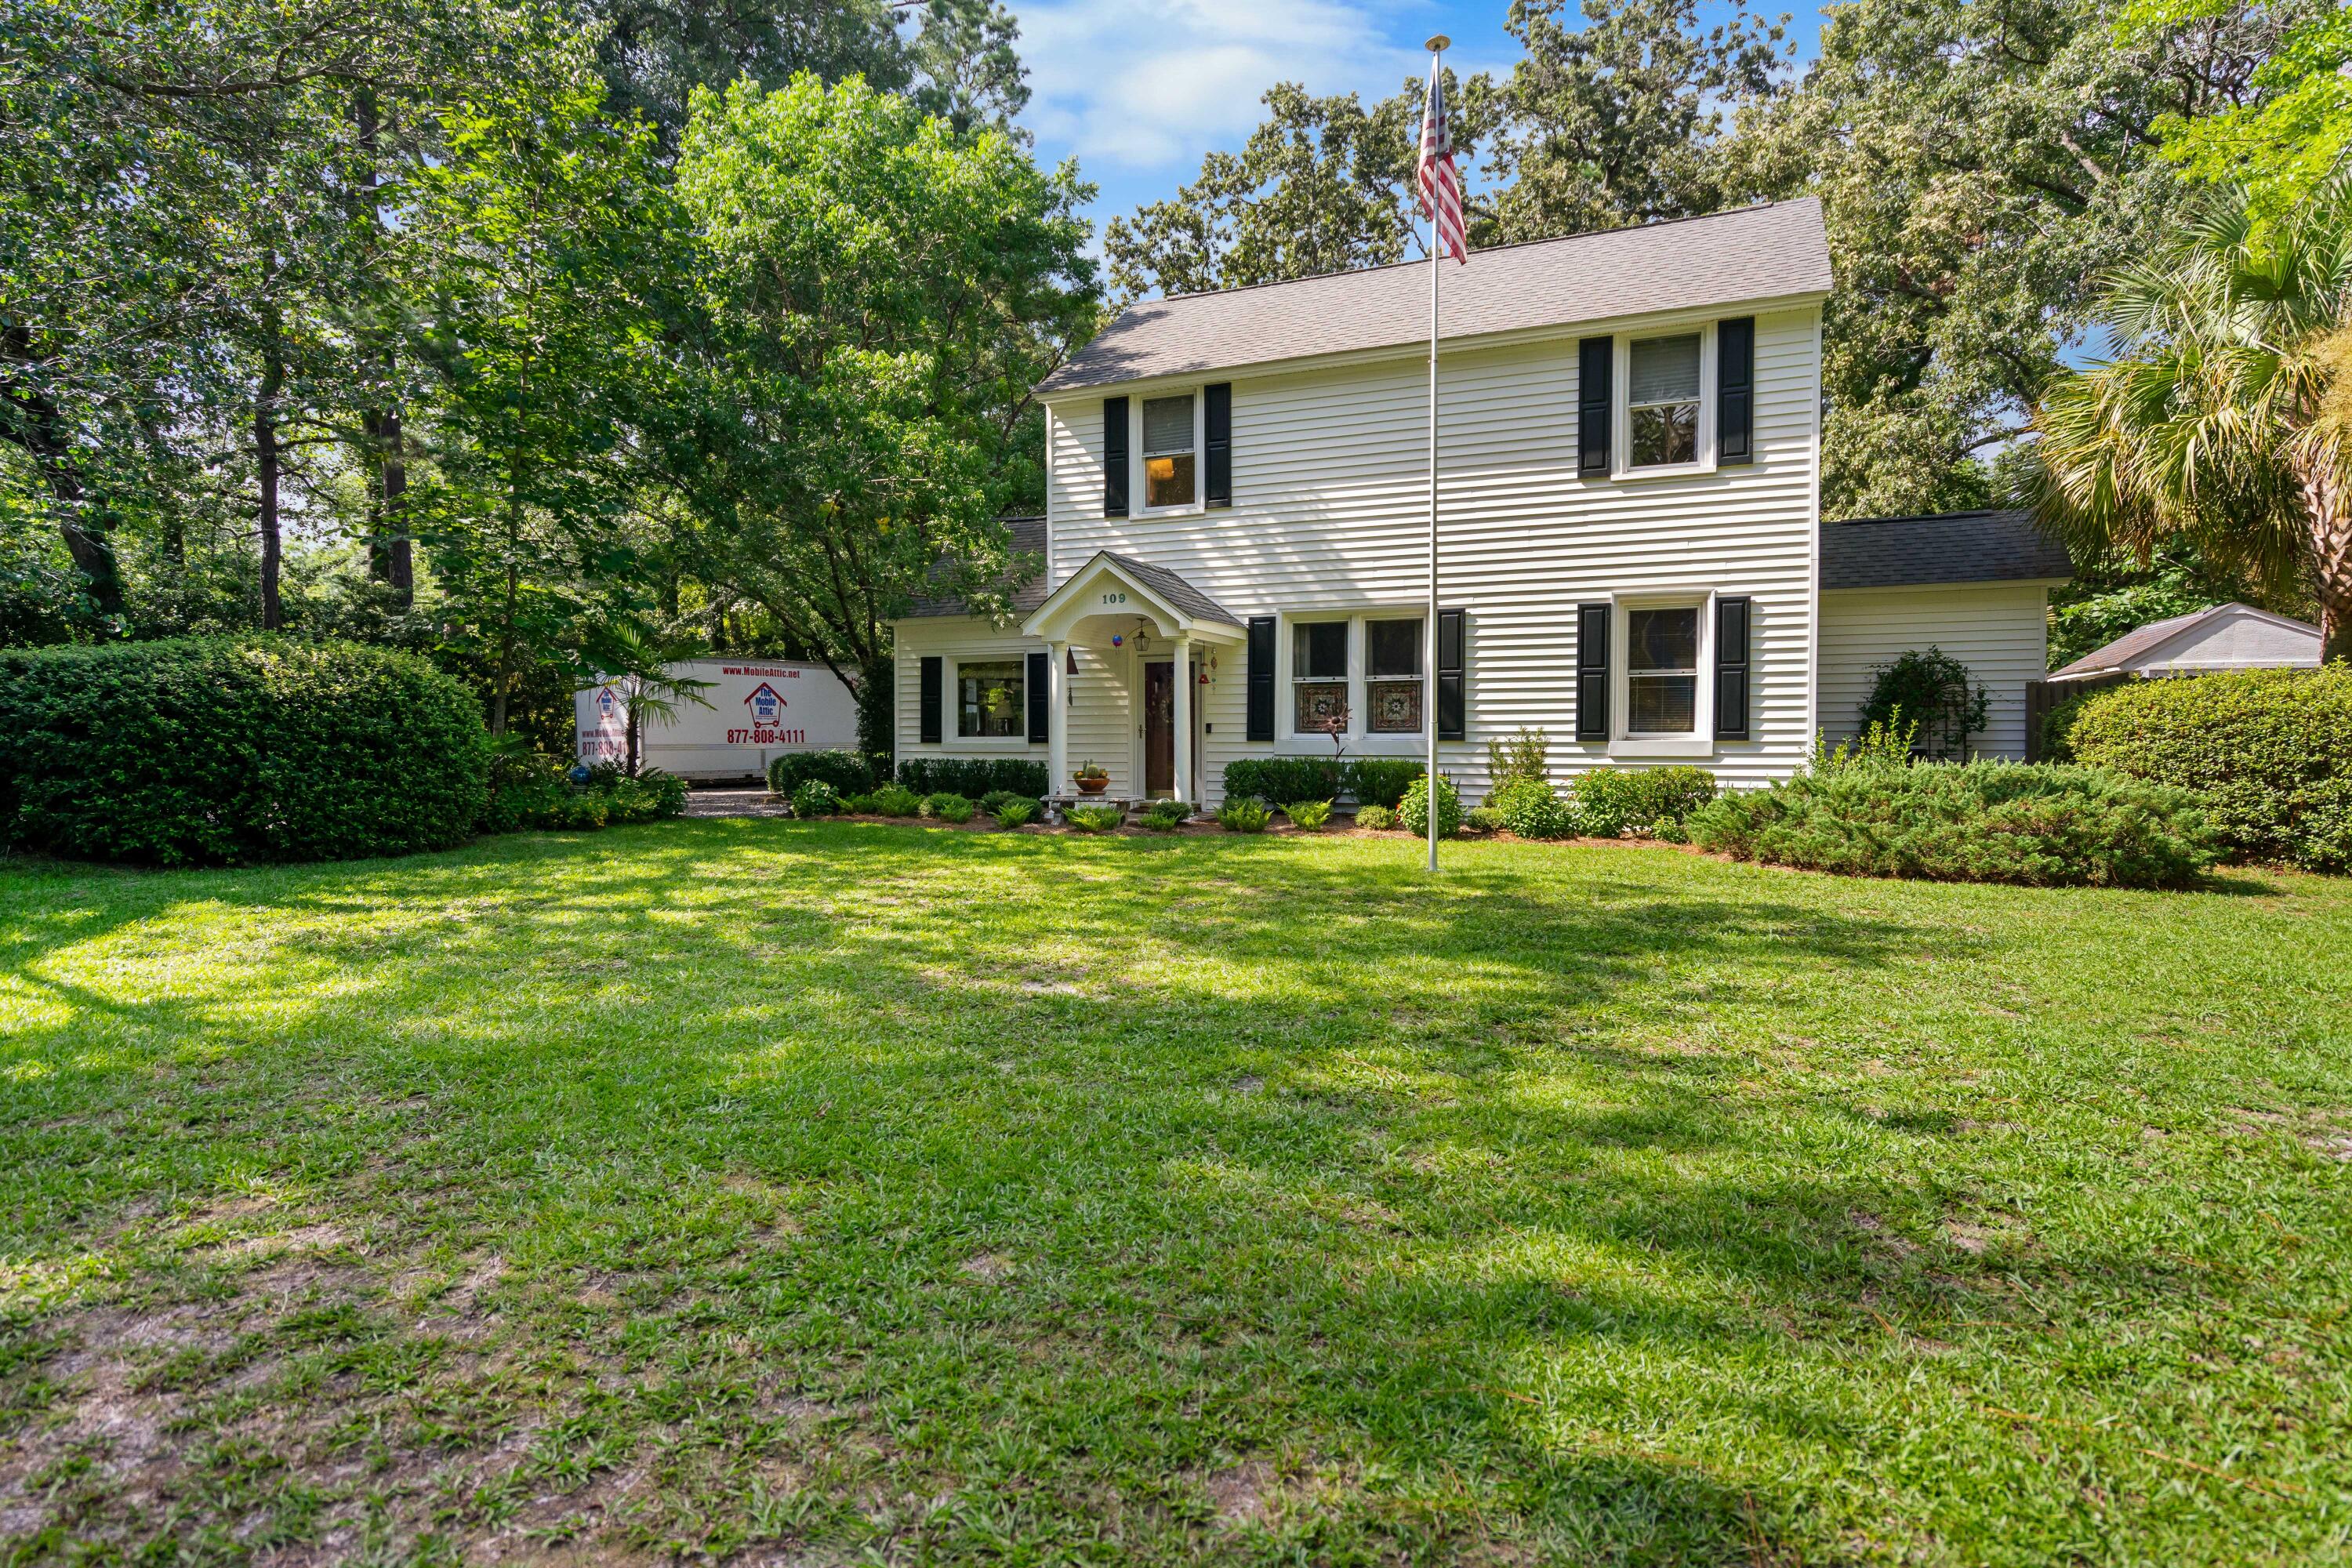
[1047,641,1069,797]
[1171,634,1193,807]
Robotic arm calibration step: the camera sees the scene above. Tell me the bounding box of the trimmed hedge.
[898,756,1049,797]
[2062,666,2352,871]
[1575,766,1717,840]
[1689,762,2217,887]
[1221,756,1425,810]
[770,749,879,797]
[1346,757,1425,809]
[0,637,489,866]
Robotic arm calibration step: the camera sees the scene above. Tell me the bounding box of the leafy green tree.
[1486,0,1788,242]
[670,73,1095,740]
[1735,0,2318,519]
[2136,0,2352,216]
[2033,180,2352,662]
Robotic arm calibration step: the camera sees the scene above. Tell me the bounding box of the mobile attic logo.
[743,682,786,722]
[596,688,618,718]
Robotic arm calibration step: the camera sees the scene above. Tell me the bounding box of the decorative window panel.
[1366,617,1422,733]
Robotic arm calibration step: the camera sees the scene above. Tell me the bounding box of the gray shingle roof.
[1821,510,2073,590]
[1093,551,1243,628]
[2046,606,2220,681]
[1039,199,1833,394]
[902,515,1047,620]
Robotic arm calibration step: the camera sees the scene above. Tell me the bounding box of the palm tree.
[584,620,713,776]
[2033,177,2352,663]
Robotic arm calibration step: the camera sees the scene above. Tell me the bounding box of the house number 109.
[1100,591,1127,604]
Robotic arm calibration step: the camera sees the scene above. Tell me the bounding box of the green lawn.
[2,822,2349,1566]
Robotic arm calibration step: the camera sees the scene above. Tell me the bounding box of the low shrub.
[769,750,874,798]
[633,768,689,819]
[1399,775,1462,838]
[541,790,610,830]
[867,784,924,817]
[1067,803,1123,832]
[898,757,1049,798]
[1354,804,1397,830]
[1464,805,1503,833]
[1864,647,1990,757]
[1138,800,1189,832]
[1346,757,1425,809]
[1283,798,1333,830]
[923,792,976,823]
[1486,726,1551,787]
[2063,666,2352,871]
[993,800,1037,828]
[1216,797,1272,833]
[1688,761,2216,887]
[1224,756,1345,805]
[1573,766,1717,839]
[1483,778,1569,839]
[791,779,841,818]
[839,793,877,814]
[0,636,489,866]
[978,788,1042,819]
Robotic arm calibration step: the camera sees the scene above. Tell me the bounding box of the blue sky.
[1006,1,1831,245]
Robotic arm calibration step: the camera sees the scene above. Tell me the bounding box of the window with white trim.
[956,659,1025,738]
[1292,620,1348,734]
[1142,394,1196,508]
[1627,333,1701,469]
[1625,606,1700,735]
[1365,617,1423,733]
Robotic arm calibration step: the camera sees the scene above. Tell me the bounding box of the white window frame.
[1275,609,1428,755]
[948,654,1036,749]
[1134,389,1205,515]
[1613,323,1717,482]
[1611,589,1716,759]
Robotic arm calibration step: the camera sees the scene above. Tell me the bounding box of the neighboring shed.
[2047,602,2321,682]
[1817,511,2073,760]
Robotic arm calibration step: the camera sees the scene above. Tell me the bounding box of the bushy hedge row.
[2057,666,2352,871]
[1221,756,1425,809]
[769,750,881,797]
[897,756,1049,798]
[0,637,489,866]
[1475,766,1718,840]
[1689,761,2216,887]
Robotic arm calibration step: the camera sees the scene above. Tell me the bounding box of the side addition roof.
[902,515,1048,620]
[1039,199,1833,394]
[1821,510,2073,591]
[2048,603,2321,681]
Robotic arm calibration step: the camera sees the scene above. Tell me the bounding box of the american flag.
[1417,58,1467,264]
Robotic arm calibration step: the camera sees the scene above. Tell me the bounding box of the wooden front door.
[1143,660,1174,795]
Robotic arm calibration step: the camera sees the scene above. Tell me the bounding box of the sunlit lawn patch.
[2,822,2347,1563]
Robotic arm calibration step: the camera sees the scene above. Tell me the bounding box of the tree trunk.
[490,558,517,735]
[2,328,125,616]
[256,341,284,631]
[2297,448,2352,664]
[352,93,415,610]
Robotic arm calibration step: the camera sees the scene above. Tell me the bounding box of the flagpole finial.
[1426,34,1450,52]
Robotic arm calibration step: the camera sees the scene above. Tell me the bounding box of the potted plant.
[1074,760,1110,795]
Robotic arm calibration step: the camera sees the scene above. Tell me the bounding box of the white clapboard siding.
[1818,584,2051,760]
[1044,309,1823,803]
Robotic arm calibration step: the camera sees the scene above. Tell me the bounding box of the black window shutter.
[1204,383,1232,508]
[1719,317,1755,465]
[1245,615,1276,742]
[1025,650,1049,744]
[919,655,942,745]
[1575,603,1610,742]
[1102,396,1129,517]
[1436,608,1466,742]
[1715,596,1751,739]
[1577,338,1613,476]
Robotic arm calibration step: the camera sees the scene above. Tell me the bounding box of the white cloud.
[1014,0,1431,175]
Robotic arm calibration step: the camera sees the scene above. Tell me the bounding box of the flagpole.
[1424,37,1448,876]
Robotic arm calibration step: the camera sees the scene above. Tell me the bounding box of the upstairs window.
[1293,620,1348,734]
[1365,617,1423,733]
[957,659,1025,738]
[1626,607,1699,734]
[1142,394,1196,507]
[1628,333,1700,468]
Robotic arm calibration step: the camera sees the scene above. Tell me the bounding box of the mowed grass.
[2,822,2350,1566]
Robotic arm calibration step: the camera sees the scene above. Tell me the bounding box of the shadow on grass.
[0,819,2303,1562]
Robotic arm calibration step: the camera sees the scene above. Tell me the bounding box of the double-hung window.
[1627,333,1701,469]
[1292,621,1348,733]
[956,659,1025,739]
[1142,394,1196,508]
[1365,618,1423,733]
[1625,607,1700,735]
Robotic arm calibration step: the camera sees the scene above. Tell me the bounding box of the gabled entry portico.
[1021,552,1245,806]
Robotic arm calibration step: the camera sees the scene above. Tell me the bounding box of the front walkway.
[683,788,790,818]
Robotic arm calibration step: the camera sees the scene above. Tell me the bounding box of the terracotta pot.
[1076,775,1109,795]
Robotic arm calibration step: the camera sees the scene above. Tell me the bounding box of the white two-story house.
[892,199,2070,809]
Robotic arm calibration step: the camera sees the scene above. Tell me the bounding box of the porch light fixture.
[1065,648,1078,676]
